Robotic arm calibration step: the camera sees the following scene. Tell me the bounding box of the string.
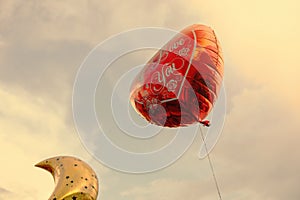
[199,127,223,200]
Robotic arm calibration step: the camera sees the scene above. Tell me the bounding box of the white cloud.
[0,0,299,199]
[0,85,109,199]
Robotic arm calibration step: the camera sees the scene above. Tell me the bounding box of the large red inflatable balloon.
[130,24,224,127]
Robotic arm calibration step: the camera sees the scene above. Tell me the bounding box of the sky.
[0,0,300,199]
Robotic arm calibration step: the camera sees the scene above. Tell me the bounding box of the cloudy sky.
[0,0,300,199]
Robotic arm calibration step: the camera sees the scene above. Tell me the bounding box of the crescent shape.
[35,156,99,200]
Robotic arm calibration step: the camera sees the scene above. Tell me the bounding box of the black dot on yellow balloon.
[84,186,88,189]
[74,164,78,167]
[66,176,69,179]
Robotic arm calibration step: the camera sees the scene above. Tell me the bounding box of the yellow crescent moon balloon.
[35,156,99,200]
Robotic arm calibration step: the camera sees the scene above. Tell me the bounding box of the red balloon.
[130,24,224,127]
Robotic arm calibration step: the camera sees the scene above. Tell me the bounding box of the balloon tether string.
[199,127,223,200]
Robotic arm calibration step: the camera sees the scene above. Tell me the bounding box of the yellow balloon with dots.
[35,156,99,200]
